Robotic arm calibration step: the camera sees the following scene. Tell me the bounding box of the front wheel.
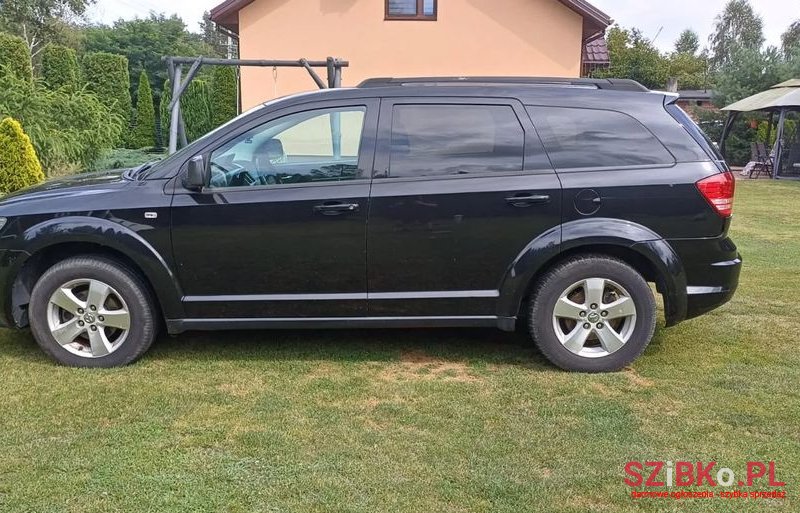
[29,256,157,368]
[529,255,656,372]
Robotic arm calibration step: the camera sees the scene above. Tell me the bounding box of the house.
[677,89,716,119]
[210,0,613,109]
[581,37,609,77]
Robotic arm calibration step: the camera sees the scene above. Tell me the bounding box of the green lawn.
[1,180,798,512]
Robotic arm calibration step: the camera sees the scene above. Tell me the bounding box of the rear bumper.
[668,236,741,321]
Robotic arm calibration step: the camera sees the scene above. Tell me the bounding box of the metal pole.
[333,59,342,88]
[168,57,204,112]
[164,57,348,68]
[300,58,327,89]
[766,110,775,147]
[774,108,787,179]
[169,64,183,154]
[719,111,738,159]
[326,57,335,88]
[178,116,188,148]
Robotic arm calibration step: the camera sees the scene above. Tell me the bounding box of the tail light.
[696,171,735,217]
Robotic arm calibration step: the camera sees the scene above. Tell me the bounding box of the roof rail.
[357,77,649,93]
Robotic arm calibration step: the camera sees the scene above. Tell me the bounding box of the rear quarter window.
[527,106,676,170]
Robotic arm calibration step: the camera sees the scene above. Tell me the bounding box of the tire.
[28,256,157,368]
[529,255,656,373]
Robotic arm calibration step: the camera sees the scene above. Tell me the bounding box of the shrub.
[0,33,32,82]
[0,69,122,174]
[82,52,132,138]
[160,78,213,144]
[131,71,156,148]
[211,66,238,128]
[159,79,172,146]
[0,117,45,194]
[41,44,80,90]
[182,79,212,142]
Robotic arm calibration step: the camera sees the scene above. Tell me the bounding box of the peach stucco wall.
[238,0,584,109]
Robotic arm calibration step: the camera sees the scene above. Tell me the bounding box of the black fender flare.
[497,218,687,327]
[12,216,184,320]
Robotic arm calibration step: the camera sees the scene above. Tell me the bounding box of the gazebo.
[720,79,800,179]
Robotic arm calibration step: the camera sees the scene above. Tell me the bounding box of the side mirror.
[185,155,208,190]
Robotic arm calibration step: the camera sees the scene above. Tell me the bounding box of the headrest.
[259,139,284,159]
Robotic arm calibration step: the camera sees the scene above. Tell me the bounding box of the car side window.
[386,104,524,178]
[207,107,367,188]
[527,106,675,170]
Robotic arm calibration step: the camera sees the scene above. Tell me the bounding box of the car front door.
[367,97,562,319]
[171,99,378,321]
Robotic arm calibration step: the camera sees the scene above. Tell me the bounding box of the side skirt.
[166,316,517,335]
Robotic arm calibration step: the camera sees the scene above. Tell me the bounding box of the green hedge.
[211,66,238,128]
[82,52,132,140]
[159,79,171,146]
[0,33,32,82]
[41,44,80,90]
[131,71,155,148]
[0,117,45,194]
[0,69,122,174]
[182,80,212,142]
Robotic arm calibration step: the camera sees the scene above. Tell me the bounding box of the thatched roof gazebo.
[721,79,800,179]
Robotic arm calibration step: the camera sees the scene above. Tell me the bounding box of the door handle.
[505,193,550,207]
[313,202,360,216]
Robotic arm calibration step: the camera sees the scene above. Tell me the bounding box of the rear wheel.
[529,255,656,372]
[29,256,156,368]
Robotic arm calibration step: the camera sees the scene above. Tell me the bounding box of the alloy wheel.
[46,279,131,358]
[552,277,637,358]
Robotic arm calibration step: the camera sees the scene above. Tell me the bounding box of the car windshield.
[138,103,267,179]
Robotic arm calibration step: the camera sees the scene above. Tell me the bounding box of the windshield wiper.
[123,160,160,180]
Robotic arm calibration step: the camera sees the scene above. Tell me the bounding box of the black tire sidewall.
[29,257,156,368]
[530,257,656,373]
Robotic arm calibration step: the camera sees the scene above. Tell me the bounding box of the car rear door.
[170,99,379,320]
[366,97,561,319]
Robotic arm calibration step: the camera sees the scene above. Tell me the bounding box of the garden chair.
[749,142,771,179]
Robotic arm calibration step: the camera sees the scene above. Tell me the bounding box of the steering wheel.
[211,161,258,187]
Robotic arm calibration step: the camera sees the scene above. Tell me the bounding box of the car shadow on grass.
[145,327,554,370]
[0,322,673,372]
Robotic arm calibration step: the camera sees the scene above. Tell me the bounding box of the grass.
[0,180,798,512]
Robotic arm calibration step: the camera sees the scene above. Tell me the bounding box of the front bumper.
[0,249,30,329]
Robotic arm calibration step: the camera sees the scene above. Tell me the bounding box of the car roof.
[265,78,666,112]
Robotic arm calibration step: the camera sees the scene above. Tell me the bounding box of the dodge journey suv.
[0,77,741,372]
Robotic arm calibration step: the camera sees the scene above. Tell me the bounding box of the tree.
[84,13,219,99]
[211,66,238,128]
[782,21,800,57]
[593,26,668,90]
[0,32,32,82]
[674,29,700,55]
[0,117,45,193]
[159,79,172,147]
[40,43,79,89]
[709,0,765,67]
[667,51,710,90]
[200,11,236,58]
[0,69,122,173]
[82,52,131,141]
[0,0,93,61]
[182,80,212,142]
[131,71,155,148]
[713,46,786,108]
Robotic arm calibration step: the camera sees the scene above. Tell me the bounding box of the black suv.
[0,77,740,371]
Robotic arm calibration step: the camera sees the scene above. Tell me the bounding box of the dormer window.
[386,0,437,20]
